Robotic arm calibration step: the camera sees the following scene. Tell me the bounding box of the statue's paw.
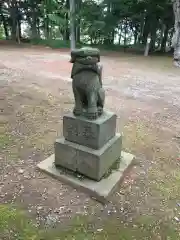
[73,108,82,116]
[98,107,103,116]
[87,111,98,120]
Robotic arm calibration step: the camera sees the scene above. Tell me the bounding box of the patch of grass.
[30,38,69,48]
[123,120,159,157]
[122,119,178,164]
[29,39,142,53]
[30,39,82,49]
[0,126,19,161]
[150,167,180,201]
[0,133,14,149]
[0,205,179,240]
[0,205,40,240]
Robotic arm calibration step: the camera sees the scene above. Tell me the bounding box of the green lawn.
[0,204,179,240]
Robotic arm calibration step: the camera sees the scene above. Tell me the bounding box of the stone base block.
[54,134,122,181]
[63,111,117,149]
[37,152,135,203]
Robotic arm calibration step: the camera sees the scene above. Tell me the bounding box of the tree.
[69,0,75,49]
[172,0,180,67]
[0,0,175,65]
[0,1,9,39]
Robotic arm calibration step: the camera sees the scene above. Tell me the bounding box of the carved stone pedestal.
[63,111,117,149]
[55,111,122,181]
[37,47,135,202]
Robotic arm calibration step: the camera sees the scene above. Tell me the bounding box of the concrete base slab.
[37,152,135,204]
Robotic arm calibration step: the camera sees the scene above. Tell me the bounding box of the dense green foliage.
[0,0,174,52]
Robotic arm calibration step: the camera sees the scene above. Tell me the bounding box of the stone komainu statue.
[70,47,105,120]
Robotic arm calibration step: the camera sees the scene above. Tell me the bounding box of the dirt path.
[1,46,180,237]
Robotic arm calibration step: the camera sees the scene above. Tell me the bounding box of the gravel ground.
[0,46,180,233]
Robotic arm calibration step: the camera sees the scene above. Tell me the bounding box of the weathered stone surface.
[54,134,122,181]
[71,47,100,63]
[63,111,117,150]
[71,47,105,120]
[37,151,135,203]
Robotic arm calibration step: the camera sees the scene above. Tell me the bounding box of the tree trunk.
[49,24,52,40]
[64,0,70,41]
[149,17,158,52]
[118,33,121,45]
[158,24,165,49]
[142,16,150,45]
[31,9,38,40]
[44,4,49,40]
[168,28,174,47]
[161,24,169,52]
[64,28,70,41]
[70,0,76,49]
[44,16,49,39]
[149,29,156,52]
[16,21,20,44]
[144,33,151,56]
[76,25,80,43]
[90,37,93,45]
[124,20,128,51]
[118,25,122,45]
[111,29,115,44]
[1,13,9,39]
[37,18,40,38]
[138,13,145,44]
[10,0,17,41]
[75,0,81,43]
[172,0,180,67]
[134,29,138,45]
[103,2,112,45]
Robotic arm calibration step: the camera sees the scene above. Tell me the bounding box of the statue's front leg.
[73,85,83,116]
[86,91,98,120]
